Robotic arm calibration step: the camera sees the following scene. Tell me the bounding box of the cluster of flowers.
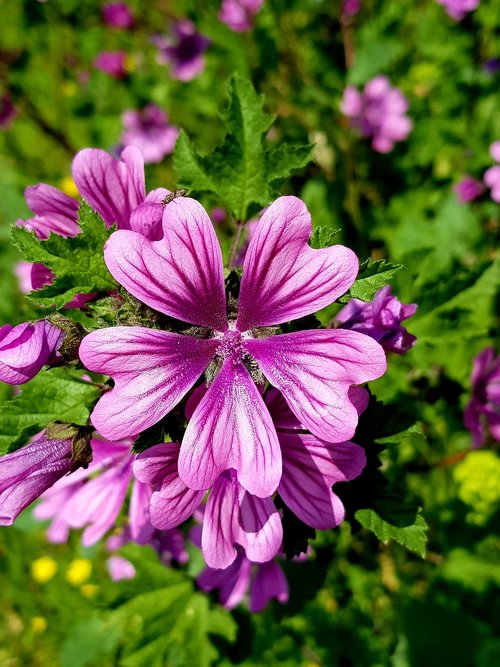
[454,142,500,204]
[341,76,413,153]
[0,144,425,609]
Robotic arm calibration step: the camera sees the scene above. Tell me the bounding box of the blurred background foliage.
[0,0,499,665]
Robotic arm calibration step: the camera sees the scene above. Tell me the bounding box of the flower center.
[215,330,247,361]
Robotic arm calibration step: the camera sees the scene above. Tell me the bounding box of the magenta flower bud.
[0,433,73,525]
[0,320,63,385]
[218,0,264,33]
[102,2,134,29]
[335,285,417,354]
[436,0,480,21]
[153,21,210,82]
[121,105,179,164]
[464,348,500,448]
[453,176,484,203]
[489,141,500,162]
[94,51,127,79]
[341,76,412,153]
[107,555,136,580]
[342,0,362,17]
[484,165,500,202]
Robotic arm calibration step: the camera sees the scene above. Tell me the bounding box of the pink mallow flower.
[219,0,264,33]
[0,321,63,385]
[0,432,73,525]
[335,285,417,355]
[94,51,127,79]
[133,385,367,569]
[16,147,169,296]
[102,2,134,29]
[463,348,500,448]
[436,0,480,21]
[80,196,386,500]
[341,76,413,153]
[453,176,484,203]
[153,20,210,82]
[121,105,179,164]
[198,550,289,613]
[342,0,362,17]
[484,141,500,203]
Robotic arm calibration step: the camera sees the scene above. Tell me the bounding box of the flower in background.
[453,450,500,525]
[94,51,127,79]
[219,0,264,33]
[335,285,417,354]
[102,2,134,29]
[436,0,480,21]
[342,0,362,17]
[0,321,63,385]
[0,93,17,129]
[453,176,484,203]
[463,348,500,448]
[484,141,500,202]
[0,432,75,525]
[484,58,500,75]
[121,105,179,164]
[153,20,210,82]
[341,76,413,153]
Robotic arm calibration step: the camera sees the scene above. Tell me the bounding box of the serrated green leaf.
[355,505,428,557]
[340,258,403,303]
[0,368,101,454]
[11,202,118,309]
[309,226,341,249]
[174,74,312,221]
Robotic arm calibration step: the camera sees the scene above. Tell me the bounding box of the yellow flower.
[59,175,80,199]
[31,557,58,583]
[454,451,500,525]
[66,558,92,586]
[80,584,99,598]
[31,617,47,634]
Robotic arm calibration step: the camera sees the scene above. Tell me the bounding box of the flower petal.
[250,560,289,613]
[202,472,240,568]
[236,196,358,330]
[103,197,227,330]
[236,488,283,563]
[247,329,386,442]
[133,443,204,530]
[72,146,145,229]
[79,327,218,440]
[0,321,63,385]
[178,360,282,497]
[278,434,365,529]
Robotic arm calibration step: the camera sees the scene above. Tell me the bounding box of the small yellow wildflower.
[454,450,500,526]
[31,616,47,634]
[66,558,92,586]
[59,175,80,199]
[31,556,58,583]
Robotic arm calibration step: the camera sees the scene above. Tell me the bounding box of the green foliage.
[309,226,341,249]
[0,368,100,454]
[340,258,404,303]
[174,74,313,221]
[355,505,428,558]
[11,203,117,309]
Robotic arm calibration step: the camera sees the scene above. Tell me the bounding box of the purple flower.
[484,58,500,75]
[153,21,210,82]
[198,550,289,613]
[34,439,154,546]
[80,196,386,498]
[0,433,73,525]
[342,0,362,17]
[133,386,367,568]
[436,0,480,21]
[335,285,417,355]
[94,51,127,79]
[453,176,484,203]
[102,2,134,29]
[463,348,500,448]
[121,105,179,164]
[490,142,500,163]
[484,141,500,202]
[219,0,264,33]
[341,76,413,153]
[0,94,17,129]
[107,555,136,580]
[16,184,80,240]
[0,321,63,385]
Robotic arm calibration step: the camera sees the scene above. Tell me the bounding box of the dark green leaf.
[355,505,428,557]
[340,258,403,303]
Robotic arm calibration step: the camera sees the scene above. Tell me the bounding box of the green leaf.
[0,368,101,454]
[11,202,118,309]
[340,258,403,303]
[309,226,341,249]
[105,545,237,667]
[355,504,428,557]
[174,74,312,221]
